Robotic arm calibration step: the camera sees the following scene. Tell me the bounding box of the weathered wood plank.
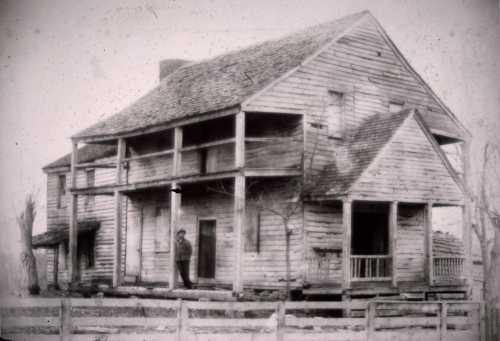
[342,199,352,289]
[73,317,178,327]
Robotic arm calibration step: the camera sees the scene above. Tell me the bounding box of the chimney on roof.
[159,59,191,81]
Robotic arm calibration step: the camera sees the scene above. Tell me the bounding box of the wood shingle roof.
[314,109,412,196]
[73,11,368,140]
[43,144,116,171]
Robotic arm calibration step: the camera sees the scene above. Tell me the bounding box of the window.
[389,101,404,113]
[245,207,261,252]
[326,90,344,138]
[84,170,95,209]
[56,174,67,209]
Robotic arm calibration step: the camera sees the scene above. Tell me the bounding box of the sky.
[0,0,499,252]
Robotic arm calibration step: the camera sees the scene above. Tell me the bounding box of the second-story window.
[389,101,404,113]
[85,169,95,209]
[57,174,67,209]
[326,90,344,138]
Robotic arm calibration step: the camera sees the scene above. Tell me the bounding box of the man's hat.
[177,228,186,234]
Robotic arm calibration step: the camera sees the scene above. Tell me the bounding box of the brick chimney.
[159,59,191,81]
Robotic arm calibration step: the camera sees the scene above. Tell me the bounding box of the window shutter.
[155,207,170,252]
[326,91,344,138]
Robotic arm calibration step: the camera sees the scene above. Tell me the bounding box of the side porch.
[304,199,470,299]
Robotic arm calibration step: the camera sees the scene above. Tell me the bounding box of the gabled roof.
[315,109,412,196]
[73,11,368,140]
[314,108,464,200]
[43,144,116,171]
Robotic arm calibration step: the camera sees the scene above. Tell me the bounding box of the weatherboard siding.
[127,154,174,184]
[304,202,343,285]
[244,17,461,188]
[396,204,426,283]
[46,165,123,286]
[350,115,463,204]
[242,183,304,288]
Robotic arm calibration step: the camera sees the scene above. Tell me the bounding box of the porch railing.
[351,255,392,281]
[433,257,465,282]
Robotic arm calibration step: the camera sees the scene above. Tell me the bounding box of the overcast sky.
[0,0,499,247]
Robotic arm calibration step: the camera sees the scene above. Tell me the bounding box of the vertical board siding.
[350,116,463,203]
[304,202,343,285]
[396,204,425,282]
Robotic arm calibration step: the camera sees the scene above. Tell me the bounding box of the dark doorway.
[351,203,389,255]
[198,219,216,278]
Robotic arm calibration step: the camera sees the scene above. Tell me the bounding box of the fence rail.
[0,298,483,341]
[351,255,392,281]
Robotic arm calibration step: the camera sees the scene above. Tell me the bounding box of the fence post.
[480,302,486,341]
[176,299,182,341]
[493,305,500,340]
[366,301,376,341]
[471,303,480,340]
[276,301,285,341]
[181,299,189,341]
[59,298,72,341]
[439,302,447,341]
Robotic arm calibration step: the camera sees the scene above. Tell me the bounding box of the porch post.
[169,127,183,290]
[461,141,473,293]
[233,111,245,295]
[342,198,352,289]
[425,202,434,286]
[389,201,398,287]
[112,138,126,288]
[68,141,79,284]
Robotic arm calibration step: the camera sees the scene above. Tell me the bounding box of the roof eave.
[72,104,242,144]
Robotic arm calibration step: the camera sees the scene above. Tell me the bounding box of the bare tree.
[211,133,322,300]
[467,142,500,339]
[17,193,40,296]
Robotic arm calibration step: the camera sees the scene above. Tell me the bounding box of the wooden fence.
[0,298,484,341]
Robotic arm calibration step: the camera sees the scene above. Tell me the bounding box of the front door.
[125,207,143,280]
[197,219,216,279]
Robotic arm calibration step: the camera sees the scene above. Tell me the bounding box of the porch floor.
[303,280,468,297]
[99,285,235,301]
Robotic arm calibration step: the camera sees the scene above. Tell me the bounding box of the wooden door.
[197,219,216,279]
[126,207,143,279]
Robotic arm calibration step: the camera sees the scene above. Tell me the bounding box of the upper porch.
[69,111,304,195]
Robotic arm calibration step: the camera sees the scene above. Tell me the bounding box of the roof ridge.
[72,11,369,141]
[161,10,370,82]
[242,11,369,109]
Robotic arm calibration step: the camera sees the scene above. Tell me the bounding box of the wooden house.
[34,11,473,300]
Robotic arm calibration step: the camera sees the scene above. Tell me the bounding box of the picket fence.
[0,298,484,341]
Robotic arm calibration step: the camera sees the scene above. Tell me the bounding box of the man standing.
[175,228,193,289]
